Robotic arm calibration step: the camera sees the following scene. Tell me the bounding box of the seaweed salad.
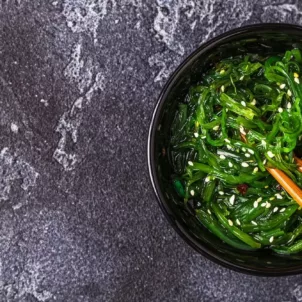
[170,48,302,254]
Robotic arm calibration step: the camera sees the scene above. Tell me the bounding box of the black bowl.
[148,23,302,276]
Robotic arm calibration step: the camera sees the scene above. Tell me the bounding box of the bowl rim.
[147,23,302,276]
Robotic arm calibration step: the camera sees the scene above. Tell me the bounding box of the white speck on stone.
[40,99,49,107]
[10,123,18,133]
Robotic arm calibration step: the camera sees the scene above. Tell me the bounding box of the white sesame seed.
[261,140,266,146]
[205,176,210,183]
[220,69,225,74]
[188,161,193,166]
[269,236,274,243]
[218,191,224,195]
[295,77,300,84]
[251,221,257,226]
[241,101,246,107]
[228,162,233,168]
[226,145,232,150]
[213,125,220,131]
[241,162,249,167]
[257,197,263,203]
[263,159,267,165]
[253,167,259,174]
[236,219,241,225]
[279,83,286,89]
[278,107,283,113]
[266,202,271,208]
[207,209,212,215]
[228,219,233,226]
[221,85,225,92]
[253,201,258,208]
[229,194,235,205]
[294,72,299,78]
[287,89,292,97]
[224,138,231,143]
[267,151,275,158]
[219,155,226,160]
[251,99,257,105]
[245,153,251,158]
[269,197,275,201]
[201,136,206,139]
[265,185,269,189]
[273,207,278,213]
[239,126,246,135]
[248,149,254,154]
[261,203,266,207]
[242,147,246,152]
[280,208,286,213]
[194,132,199,138]
[240,75,244,81]
[287,102,292,109]
[190,190,195,196]
[275,193,283,199]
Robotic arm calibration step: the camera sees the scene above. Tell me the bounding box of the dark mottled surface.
[1,1,302,301]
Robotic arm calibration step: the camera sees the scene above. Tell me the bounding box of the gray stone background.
[1,0,302,301]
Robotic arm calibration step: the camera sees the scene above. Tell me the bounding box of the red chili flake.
[276,184,282,191]
[237,184,249,195]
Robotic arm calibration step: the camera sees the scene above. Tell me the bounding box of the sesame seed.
[195,121,200,127]
[240,75,244,81]
[242,147,246,152]
[219,155,226,160]
[239,126,246,135]
[241,162,249,167]
[251,99,257,105]
[194,132,199,138]
[269,236,274,243]
[226,145,232,150]
[188,161,193,166]
[221,85,225,92]
[280,208,286,213]
[261,203,266,207]
[190,190,195,196]
[278,107,283,113]
[241,101,246,107]
[295,77,300,84]
[257,197,262,203]
[275,193,283,199]
[267,151,275,158]
[207,209,212,215]
[266,202,271,208]
[251,221,257,226]
[205,176,210,183]
[273,207,278,213]
[229,194,235,205]
[287,102,292,109]
[220,69,225,74]
[228,162,233,168]
[245,153,251,158]
[294,72,299,78]
[253,167,259,174]
[236,219,241,225]
[287,89,292,97]
[213,125,220,131]
[261,140,267,146]
[269,197,275,201]
[218,191,224,195]
[248,149,254,154]
[224,138,231,143]
[263,159,267,165]
[279,83,286,89]
[228,219,233,226]
[201,136,206,139]
[264,185,269,188]
[253,201,258,208]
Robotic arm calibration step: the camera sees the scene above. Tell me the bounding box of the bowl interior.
[150,24,302,275]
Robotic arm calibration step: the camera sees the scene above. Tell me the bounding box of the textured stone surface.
[1,1,302,301]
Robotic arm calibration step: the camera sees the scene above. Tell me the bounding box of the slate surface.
[1,1,302,301]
